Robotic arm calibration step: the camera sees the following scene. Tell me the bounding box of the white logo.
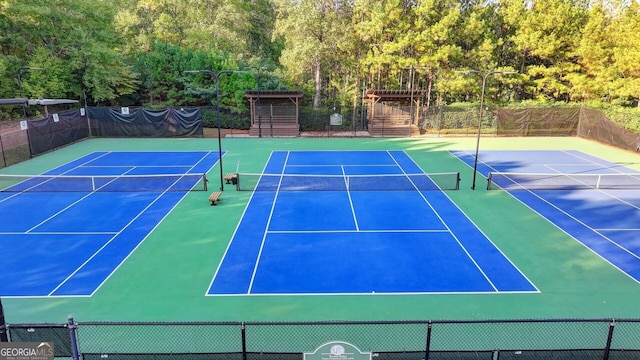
[330,345,345,356]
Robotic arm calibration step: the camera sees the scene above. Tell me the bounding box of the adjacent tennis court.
[452,149,640,283]
[0,151,218,297]
[209,150,537,295]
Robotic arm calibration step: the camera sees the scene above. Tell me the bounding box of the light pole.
[458,69,517,190]
[185,69,247,191]
[17,66,43,118]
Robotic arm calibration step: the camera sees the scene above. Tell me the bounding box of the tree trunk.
[313,60,322,109]
[425,74,433,111]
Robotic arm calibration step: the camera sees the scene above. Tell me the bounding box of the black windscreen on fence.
[495,107,640,152]
[23,107,203,157]
[27,108,89,156]
[578,107,640,152]
[6,324,72,357]
[496,107,580,136]
[88,107,203,138]
[83,353,246,360]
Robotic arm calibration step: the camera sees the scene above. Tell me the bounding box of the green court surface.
[2,136,640,323]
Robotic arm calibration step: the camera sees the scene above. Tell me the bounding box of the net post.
[486,172,493,190]
[455,172,460,190]
[203,174,208,191]
[235,173,240,191]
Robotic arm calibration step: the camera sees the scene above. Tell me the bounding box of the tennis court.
[209,150,536,295]
[0,151,218,297]
[452,150,640,284]
[2,137,640,323]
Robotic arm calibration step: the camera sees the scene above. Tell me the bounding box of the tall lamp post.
[458,69,517,190]
[185,69,247,191]
[17,66,43,118]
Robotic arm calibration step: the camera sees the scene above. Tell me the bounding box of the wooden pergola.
[365,90,426,137]
[245,90,303,137]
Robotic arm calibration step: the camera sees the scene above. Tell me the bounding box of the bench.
[224,173,237,184]
[208,192,222,206]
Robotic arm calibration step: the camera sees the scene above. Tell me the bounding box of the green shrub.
[202,108,251,130]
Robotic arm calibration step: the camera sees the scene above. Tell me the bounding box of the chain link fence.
[4,318,640,360]
[420,104,497,136]
[0,119,31,168]
[296,104,496,137]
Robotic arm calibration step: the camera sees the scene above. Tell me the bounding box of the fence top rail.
[6,323,68,328]
[6,318,640,329]
[37,318,640,327]
[76,321,243,326]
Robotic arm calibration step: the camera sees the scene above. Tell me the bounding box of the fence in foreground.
[3,318,640,360]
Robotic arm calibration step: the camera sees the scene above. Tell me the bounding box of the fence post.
[424,321,432,360]
[67,316,80,360]
[241,322,247,360]
[0,297,7,342]
[0,133,7,168]
[269,105,273,137]
[602,319,615,360]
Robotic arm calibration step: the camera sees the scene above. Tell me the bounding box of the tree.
[571,2,616,102]
[115,0,265,59]
[274,0,353,108]
[133,42,247,107]
[500,0,587,102]
[610,1,640,107]
[0,0,137,105]
[351,0,409,90]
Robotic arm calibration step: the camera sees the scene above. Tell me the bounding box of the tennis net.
[235,172,460,192]
[0,173,208,193]
[487,172,640,190]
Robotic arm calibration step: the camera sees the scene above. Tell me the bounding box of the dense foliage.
[1,0,639,129]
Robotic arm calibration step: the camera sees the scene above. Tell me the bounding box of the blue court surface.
[0,151,219,297]
[452,149,640,283]
[208,150,537,295]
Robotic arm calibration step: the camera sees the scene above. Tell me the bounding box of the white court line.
[208,289,537,297]
[342,165,360,231]
[80,165,194,168]
[0,231,118,235]
[595,228,640,231]
[286,164,398,167]
[267,229,450,234]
